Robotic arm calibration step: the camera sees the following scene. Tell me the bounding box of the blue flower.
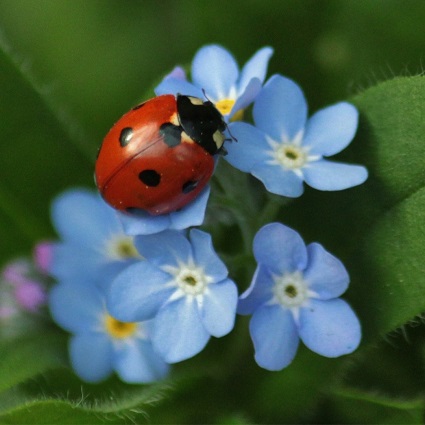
[49,281,169,383]
[107,229,238,363]
[238,222,361,371]
[49,188,141,284]
[118,186,210,236]
[155,44,273,121]
[225,74,368,197]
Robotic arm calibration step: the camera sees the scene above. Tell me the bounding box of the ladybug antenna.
[201,88,210,102]
[224,123,238,143]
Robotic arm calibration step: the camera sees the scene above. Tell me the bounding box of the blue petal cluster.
[46,44,367,382]
[107,229,238,363]
[225,74,368,197]
[155,44,273,121]
[48,189,170,382]
[238,222,361,371]
[50,281,169,383]
[49,188,140,284]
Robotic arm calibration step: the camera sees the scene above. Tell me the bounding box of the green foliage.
[0,36,94,260]
[1,1,425,423]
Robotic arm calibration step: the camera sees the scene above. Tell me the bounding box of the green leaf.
[329,387,424,424]
[0,374,178,425]
[0,400,111,425]
[281,76,425,340]
[349,76,425,338]
[351,187,425,339]
[0,34,95,261]
[0,331,66,396]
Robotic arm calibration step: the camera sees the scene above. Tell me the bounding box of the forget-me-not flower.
[107,229,238,363]
[118,186,211,236]
[238,222,361,371]
[225,74,368,197]
[155,44,273,121]
[49,281,169,383]
[49,188,141,284]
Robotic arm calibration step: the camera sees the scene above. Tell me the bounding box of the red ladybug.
[95,94,227,215]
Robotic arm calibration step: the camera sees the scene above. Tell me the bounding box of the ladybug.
[95,94,228,215]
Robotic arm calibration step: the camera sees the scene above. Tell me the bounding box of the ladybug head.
[176,94,227,155]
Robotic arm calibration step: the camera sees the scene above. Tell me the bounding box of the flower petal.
[250,304,299,371]
[50,243,103,282]
[118,186,210,236]
[304,243,350,299]
[303,160,368,191]
[225,122,270,172]
[238,46,274,93]
[107,262,173,322]
[190,229,228,282]
[51,189,120,247]
[114,339,170,383]
[253,74,308,141]
[251,162,305,198]
[238,265,274,315]
[69,334,113,383]
[155,77,203,98]
[191,44,238,100]
[200,279,238,337]
[303,102,358,156]
[135,230,191,268]
[299,298,361,357]
[152,297,210,363]
[165,66,187,80]
[169,186,210,230]
[229,78,262,120]
[117,210,170,236]
[253,223,308,275]
[49,283,103,333]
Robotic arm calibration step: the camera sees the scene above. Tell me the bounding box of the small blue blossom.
[118,186,211,236]
[49,281,169,383]
[49,188,141,284]
[107,229,238,363]
[238,222,361,371]
[155,44,273,121]
[225,74,368,197]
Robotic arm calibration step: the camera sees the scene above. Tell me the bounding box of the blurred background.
[2,0,425,149]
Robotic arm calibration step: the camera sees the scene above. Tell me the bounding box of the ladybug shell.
[95,94,215,216]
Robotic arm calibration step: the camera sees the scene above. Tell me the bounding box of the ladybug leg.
[217,145,228,156]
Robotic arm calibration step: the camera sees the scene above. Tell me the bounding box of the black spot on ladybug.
[139,169,161,187]
[119,127,133,147]
[182,180,199,194]
[159,123,182,147]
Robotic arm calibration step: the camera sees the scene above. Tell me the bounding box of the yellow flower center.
[214,99,244,122]
[106,235,140,260]
[105,314,137,339]
[215,99,235,116]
